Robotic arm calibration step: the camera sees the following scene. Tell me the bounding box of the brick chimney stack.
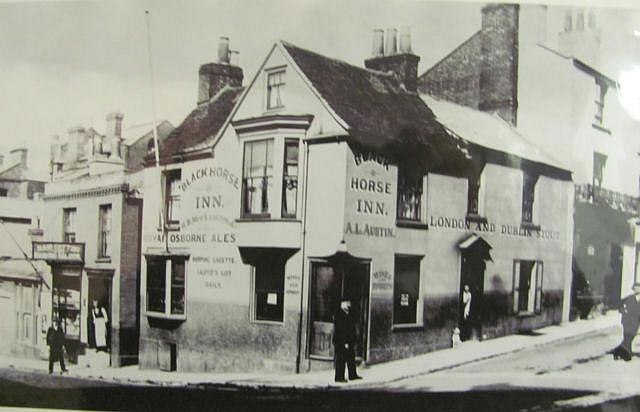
[365,26,420,93]
[479,3,519,126]
[106,112,124,159]
[198,37,244,105]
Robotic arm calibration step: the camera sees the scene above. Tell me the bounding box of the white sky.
[1,0,639,174]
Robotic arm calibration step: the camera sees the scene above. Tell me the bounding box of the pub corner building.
[139,29,574,374]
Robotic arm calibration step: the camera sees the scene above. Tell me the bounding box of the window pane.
[312,265,337,323]
[147,258,166,312]
[283,140,299,217]
[254,260,284,322]
[171,259,186,315]
[243,140,274,215]
[393,256,421,324]
[397,173,422,221]
[165,170,181,223]
[99,205,112,257]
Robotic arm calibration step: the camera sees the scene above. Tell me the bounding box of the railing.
[575,183,640,214]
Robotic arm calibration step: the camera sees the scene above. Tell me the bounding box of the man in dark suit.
[613,282,640,361]
[333,298,362,383]
[47,320,68,374]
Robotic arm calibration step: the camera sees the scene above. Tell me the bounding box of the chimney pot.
[218,37,230,64]
[399,26,412,53]
[385,28,397,55]
[106,112,124,159]
[372,29,384,57]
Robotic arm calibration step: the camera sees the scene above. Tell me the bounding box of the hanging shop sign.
[32,241,85,263]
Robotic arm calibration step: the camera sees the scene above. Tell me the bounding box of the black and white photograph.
[0,0,639,410]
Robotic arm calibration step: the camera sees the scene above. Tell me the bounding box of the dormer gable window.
[266,70,285,110]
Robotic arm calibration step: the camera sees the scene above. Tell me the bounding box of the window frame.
[241,138,275,218]
[62,207,77,243]
[396,171,424,223]
[392,254,424,328]
[265,68,286,111]
[521,172,538,225]
[164,169,181,227]
[97,203,112,259]
[250,260,285,324]
[512,259,544,315]
[282,138,299,218]
[145,255,188,320]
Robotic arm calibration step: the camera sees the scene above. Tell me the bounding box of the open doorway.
[458,234,492,341]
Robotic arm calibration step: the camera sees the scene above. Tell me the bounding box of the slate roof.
[150,86,244,165]
[422,94,569,173]
[280,41,471,176]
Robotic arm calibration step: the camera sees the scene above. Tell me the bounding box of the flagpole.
[144,10,168,252]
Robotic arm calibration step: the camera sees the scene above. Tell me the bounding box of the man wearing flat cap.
[333,297,362,383]
[613,282,640,361]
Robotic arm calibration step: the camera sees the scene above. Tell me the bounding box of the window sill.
[396,219,428,230]
[520,222,541,231]
[516,311,538,318]
[251,319,284,326]
[145,311,186,321]
[95,257,111,264]
[465,214,487,224]
[392,323,424,331]
[591,123,611,134]
[237,217,302,223]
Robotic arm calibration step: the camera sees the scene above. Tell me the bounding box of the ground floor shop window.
[52,267,82,340]
[513,260,543,314]
[146,256,186,317]
[393,255,423,326]
[252,259,285,322]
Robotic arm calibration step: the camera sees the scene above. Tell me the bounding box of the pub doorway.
[87,272,112,351]
[308,261,370,361]
[458,234,492,342]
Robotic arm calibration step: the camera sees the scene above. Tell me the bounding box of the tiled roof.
[149,86,244,165]
[281,41,471,176]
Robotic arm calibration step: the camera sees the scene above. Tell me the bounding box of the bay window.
[242,139,274,217]
[282,139,299,217]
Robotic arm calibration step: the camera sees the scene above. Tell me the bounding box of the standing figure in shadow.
[333,298,362,383]
[613,282,640,361]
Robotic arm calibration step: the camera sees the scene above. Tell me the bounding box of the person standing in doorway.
[46,320,67,374]
[333,298,362,383]
[462,284,473,341]
[91,300,109,352]
[613,282,640,361]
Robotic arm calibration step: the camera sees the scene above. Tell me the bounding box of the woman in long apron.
[91,300,109,351]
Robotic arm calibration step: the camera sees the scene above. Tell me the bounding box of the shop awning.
[458,233,493,262]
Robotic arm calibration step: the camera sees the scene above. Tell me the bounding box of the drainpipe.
[295,140,311,374]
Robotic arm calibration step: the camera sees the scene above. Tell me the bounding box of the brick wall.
[116,196,142,365]
[419,3,520,126]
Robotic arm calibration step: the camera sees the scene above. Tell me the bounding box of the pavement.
[0,312,623,390]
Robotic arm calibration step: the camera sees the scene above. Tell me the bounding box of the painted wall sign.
[353,150,390,170]
[179,166,240,191]
[372,270,393,291]
[428,215,561,240]
[344,222,395,238]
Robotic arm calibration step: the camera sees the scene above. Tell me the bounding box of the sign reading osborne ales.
[32,241,85,262]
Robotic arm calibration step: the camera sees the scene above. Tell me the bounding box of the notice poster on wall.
[400,293,409,307]
[267,293,278,305]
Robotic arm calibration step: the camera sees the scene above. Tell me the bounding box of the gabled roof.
[280,41,471,176]
[149,86,244,165]
[421,94,571,176]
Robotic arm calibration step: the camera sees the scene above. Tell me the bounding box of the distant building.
[419,3,640,314]
[35,113,173,368]
[0,148,47,199]
[138,33,573,374]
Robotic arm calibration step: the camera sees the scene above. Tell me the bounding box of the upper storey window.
[282,139,299,218]
[63,208,77,243]
[397,172,422,222]
[594,82,608,128]
[243,139,274,217]
[521,172,538,224]
[164,169,181,227]
[266,70,285,110]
